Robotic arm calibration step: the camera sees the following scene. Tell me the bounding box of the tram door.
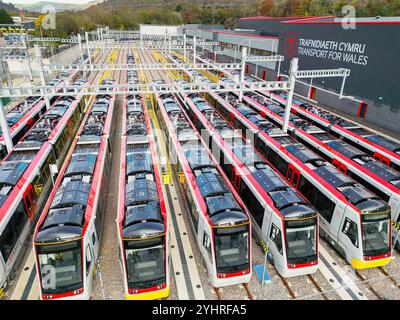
[286,164,300,188]
[231,166,241,191]
[23,185,36,220]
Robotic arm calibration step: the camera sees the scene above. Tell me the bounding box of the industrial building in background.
[181,16,400,133]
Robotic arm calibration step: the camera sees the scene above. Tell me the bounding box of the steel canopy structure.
[0,28,351,154]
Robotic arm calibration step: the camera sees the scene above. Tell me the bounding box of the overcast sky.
[6,0,92,4]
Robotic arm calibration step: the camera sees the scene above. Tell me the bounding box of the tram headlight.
[73,288,83,295]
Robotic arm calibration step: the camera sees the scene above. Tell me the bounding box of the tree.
[260,0,275,15]
[0,9,13,24]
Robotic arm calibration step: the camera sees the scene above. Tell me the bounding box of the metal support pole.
[21,34,33,82]
[277,59,282,78]
[255,63,258,78]
[308,77,313,99]
[183,34,187,62]
[282,58,298,133]
[85,32,92,65]
[168,34,171,54]
[35,44,51,110]
[193,36,197,65]
[78,34,87,78]
[339,75,347,99]
[0,98,13,153]
[239,46,247,101]
[27,60,33,83]
[4,61,12,87]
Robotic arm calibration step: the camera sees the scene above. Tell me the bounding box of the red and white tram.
[156,92,251,287]
[204,91,392,269]
[33,78,116,299]
[0,79,87,290]
[117,55,170,300]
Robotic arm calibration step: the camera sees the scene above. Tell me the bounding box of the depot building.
[181,16,400,133]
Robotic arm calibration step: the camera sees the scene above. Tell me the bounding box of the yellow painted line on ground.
[151,50,179,80]
[134,48,173,183]
[171,50,220,82]
[10,248,37,300]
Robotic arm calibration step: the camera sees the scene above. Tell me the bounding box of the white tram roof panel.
[5,150,36,162]
[37,206,85,242]
[366,135,400,153]
[125,178,158,206]
[252,166,288,192]
[126,152,152,175]
[206,193,241,216]
[65,154,97,177]
[286,144,324,164]
[338,185,378,206]
[269,190,306,211]
[347,127,374,137]
[363,161,400,182]
[314,165,354,188]
[311,132,337,142]
[124,201,163,228]
[0,162,28,187]
[326,140,366,159]
[51,180,90,209]
[183,143,214,169]
[237,105,258,117]
[231,143,264,166]
[196,171,228,198]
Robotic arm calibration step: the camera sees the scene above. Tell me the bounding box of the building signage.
[297,37,368,66]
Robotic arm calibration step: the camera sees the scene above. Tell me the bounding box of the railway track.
[213,283,254,300]
[135,48,206,300]
[91,47,126,300]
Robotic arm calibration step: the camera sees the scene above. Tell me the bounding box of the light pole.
[85,32,92,65]
[193,36,197,65]
[282,58,298,133]
[239,46,247,101]
[183,34,187,61]
[0,98,13,153]
[34,44,51,111]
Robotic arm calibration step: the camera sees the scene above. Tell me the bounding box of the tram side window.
[14,202,28,236]
[85,245,93,276]
[313,191,335,223]
[276,160,288,178]
[240,181,264,227]
[0,202,28,262]
[342,218,358,247]
[267,149,282,174]
[298,176,314,199]
[203,232,212,255]
[186,188,199,233]
[270,224,283,255]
